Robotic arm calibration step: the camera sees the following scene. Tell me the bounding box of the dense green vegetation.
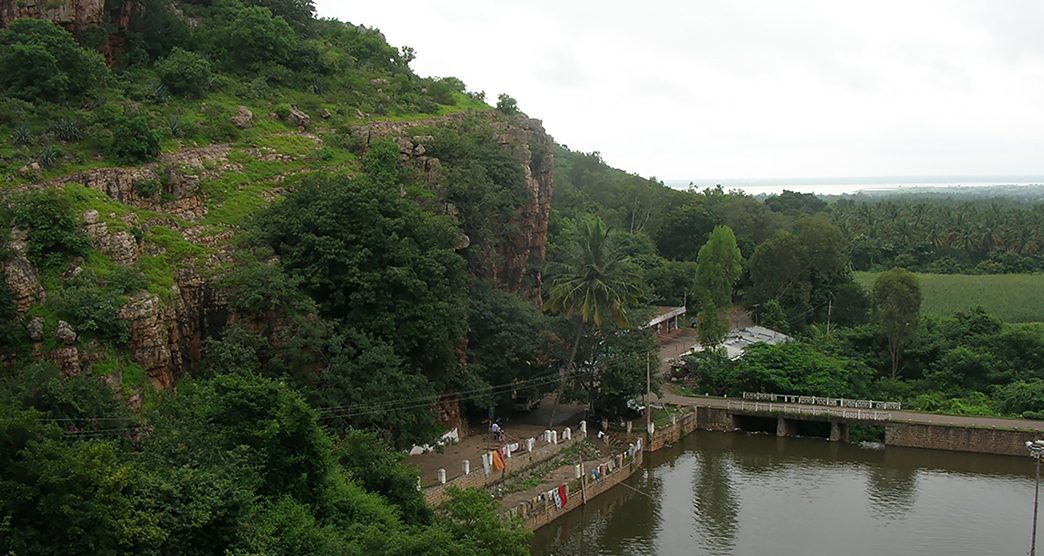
[832,197,1043,273]
[0,3,536,553]
[854,271,1044,323]
[549,159,1043,422]
[686,305,1044,419]
[1,1,1042,552]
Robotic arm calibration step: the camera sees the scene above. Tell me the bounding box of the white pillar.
[672,414,677,426]
[563,427,571,440]
[437,468,447,484]
[544,429,552,443]
[647,422,655,435]
[627,421,633,434]
[462,460,470,475]
[526,437,536,452]
[579,420,587,434]
[551,430,558,444]
[505,445,511,458]
[575,464,583,479]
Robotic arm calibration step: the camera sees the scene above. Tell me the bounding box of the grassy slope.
[4,81,488,391]
[854,271,1044,323]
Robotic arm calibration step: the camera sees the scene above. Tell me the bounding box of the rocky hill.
[0,0,556,435]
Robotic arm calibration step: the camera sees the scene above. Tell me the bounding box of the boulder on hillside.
[231,106,253,129]
[288,106,310,130]
[27,316,44,342]
[56,320,77,345]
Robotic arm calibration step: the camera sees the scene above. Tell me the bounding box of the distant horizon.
[664,176,1044,195]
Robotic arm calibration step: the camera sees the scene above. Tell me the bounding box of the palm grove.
[1,2,1043,555]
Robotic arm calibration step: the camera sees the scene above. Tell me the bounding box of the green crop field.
[854,272,1044,323]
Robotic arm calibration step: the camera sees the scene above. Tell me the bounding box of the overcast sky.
[315,1,1044,181]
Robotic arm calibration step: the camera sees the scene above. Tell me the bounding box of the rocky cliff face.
[10,109,553,392]
[354,112,554,303]
[1,0,135,62]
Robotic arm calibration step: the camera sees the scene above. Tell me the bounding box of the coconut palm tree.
[544,218,643,427]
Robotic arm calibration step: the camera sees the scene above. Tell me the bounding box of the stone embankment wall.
[647,408,699,452]
[506,447,644,531]
[885,422,1042,456]
[696,406,735,432]
[423,426,585,507]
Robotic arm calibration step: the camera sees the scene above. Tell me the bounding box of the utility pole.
[645,352,652,438]
[1029,440,1044,556]
[578,452,588,505]
[826,297,833,336]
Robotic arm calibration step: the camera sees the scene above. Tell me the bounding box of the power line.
[12,342,658,436]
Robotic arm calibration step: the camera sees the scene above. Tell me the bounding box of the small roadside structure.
[721,325,791,359]
[643,306,686,336]
[681,325,791,361]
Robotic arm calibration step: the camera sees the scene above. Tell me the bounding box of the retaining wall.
[647,409,699,452]
[696,406,735,431]
[506,448,644,531]
[885,422,1041,456]
[423,428,586,506]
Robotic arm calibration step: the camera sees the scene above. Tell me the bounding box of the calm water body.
[532,430,1041,556]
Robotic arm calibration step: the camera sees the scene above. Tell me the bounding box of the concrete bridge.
[724,399,892,442]
[659,392,1044,457]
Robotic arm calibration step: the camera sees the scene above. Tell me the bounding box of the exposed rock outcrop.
[496,116,554,302]
[27,316,44,342]
[351,112,554,302]
[3,255,45,317]
[55,320,77,344]
[118,293,176,389]
[288,106,311,130]
[231,106,253,129]
[115,268,229,389]
[52,320,80,376]
[1,0,105,31]
[83,210,139,265]
[3,229,45,317]
[0,0,135,64]
[23,144,235,221]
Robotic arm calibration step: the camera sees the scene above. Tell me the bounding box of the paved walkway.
[656,389,1044,433]
[410,423,550,486]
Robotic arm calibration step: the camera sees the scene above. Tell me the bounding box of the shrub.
[46,118,82,142]
[496,93,519,115]
[273,103,292,119]
[37,143,62,168]
[12,122,32,146]
[154,47,212,97]
[166,115,182,138]
[109,116,160,162]
[148,82,169,104]
[10,189,90,270]
[200,1,296,71]
[58,279,129,343]
[0,19,108,102]
[132,178,161,199]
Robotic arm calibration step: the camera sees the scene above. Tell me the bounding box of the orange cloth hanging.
[491,450,506,472]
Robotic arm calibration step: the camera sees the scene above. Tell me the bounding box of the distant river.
[531,430,1041,556]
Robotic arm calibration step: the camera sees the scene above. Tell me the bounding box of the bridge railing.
[728,400,893,422]
[742,392,901,411]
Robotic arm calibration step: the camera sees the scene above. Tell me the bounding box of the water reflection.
[691,451,738,555]
[532,430,1038,556]
[865,463,918,520]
